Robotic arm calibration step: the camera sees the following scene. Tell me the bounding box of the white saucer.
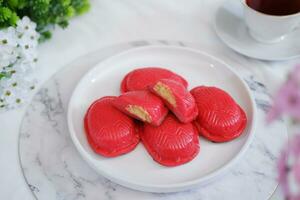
[68,45,256,193]
[214,0,300,61]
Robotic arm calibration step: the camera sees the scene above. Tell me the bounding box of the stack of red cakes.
[84,67,247,167]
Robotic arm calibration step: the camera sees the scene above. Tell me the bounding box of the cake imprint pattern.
[141,114,200,167]
[84,96,140,157]
[191,86,247,142]
[121,67,188,93]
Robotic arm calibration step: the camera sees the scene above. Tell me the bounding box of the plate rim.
[214,0,300,61]
[67,45,257,192]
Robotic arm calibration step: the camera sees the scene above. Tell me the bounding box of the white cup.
[242,0,300,43]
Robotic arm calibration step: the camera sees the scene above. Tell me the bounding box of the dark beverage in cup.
[246,0,300,16]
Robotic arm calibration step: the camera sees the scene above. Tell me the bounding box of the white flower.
[0,46,17,69]
[0,16,39,111]
[0,27,18,68]
[12,62,31,74]
[19,33,39,48]
[0,27,17,46]
[16,17,39,49]
[0,74,36,110]
[16,16,37,35]
[17,38,36,52]
[17,52,38,69]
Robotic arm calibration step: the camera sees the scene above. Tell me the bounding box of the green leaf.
[0,0,90,42]
[61,0,71,7]
[9,11,19,25]
[0,7,13,27]
[38,31,52,43]
[66,6,75,18]
[8,0,19,8]
[16,0,27,9]
[0,72,10,80]
[0,7,12,21]
[0,73,5,80]
[58,20,68,29]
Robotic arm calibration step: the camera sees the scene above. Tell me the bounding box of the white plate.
[67,45,257,193]
[214,0,300,61]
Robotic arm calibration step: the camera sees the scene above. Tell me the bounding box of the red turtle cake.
[113,90,168,126]
[84,96,139,157]
[149,79,198,123]
[191,86,247,143]
[120,67,188,93]
[83,67,249,165]
[141,114,200,167]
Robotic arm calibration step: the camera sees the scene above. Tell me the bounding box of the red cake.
[191,86,247,143]
[113,90,168,126]
[141,114,200,167]
[84,96,139,157]
[120,67,188,93]
[149,79,198,123]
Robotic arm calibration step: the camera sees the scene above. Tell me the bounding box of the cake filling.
[126,105,152,123]
[154,82,177,107]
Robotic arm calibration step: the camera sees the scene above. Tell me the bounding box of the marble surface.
[1,0,299,199]
[19,41,287,200]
